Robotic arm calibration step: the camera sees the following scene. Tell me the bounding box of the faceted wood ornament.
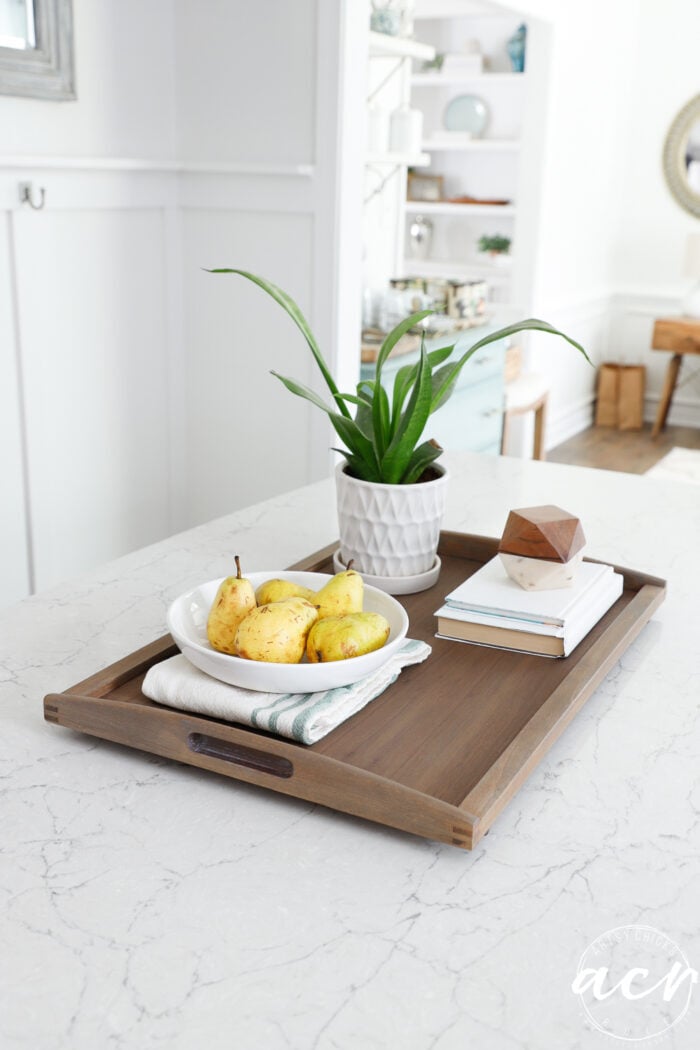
[498,505,586,590]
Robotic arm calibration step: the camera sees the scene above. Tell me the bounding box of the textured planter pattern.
[336,463,448,578]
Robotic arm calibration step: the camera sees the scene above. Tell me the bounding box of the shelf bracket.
[364,163,403,205]
[367,57,406,106]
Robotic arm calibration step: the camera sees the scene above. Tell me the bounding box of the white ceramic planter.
[335,462,449,578]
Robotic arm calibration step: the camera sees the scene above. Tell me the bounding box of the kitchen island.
[2,451,699,1050]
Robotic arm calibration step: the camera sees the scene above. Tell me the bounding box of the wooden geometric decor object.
[498,505,586,591]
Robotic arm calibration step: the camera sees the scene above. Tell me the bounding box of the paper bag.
[595,364,620,427]
[595,364,646,430]
[618,366,646,430]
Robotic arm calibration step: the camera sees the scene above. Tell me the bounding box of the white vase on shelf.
[408,214,433,260]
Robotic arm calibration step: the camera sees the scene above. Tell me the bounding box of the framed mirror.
[0,0,74,99]
[663,94,700,218]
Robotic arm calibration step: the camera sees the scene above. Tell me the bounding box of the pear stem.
[346,559,354,571]
[234,555,242,579]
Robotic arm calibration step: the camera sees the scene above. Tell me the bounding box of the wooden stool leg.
[652,353,682,438]
[501,410,511,455]
[533,396,547,461]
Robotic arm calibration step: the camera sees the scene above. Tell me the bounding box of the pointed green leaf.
[353,382,376,441]
[400,439,444,484]
[431,319,591,410]
[388,342,455,436]
[381,346,433,484]
[375,309,433,384]
[207,268,351,417]
[330,448,370,479]
[371,380,391,458]
[391,361,417,422]
[329,414,381,480]
[429,362,459,413]
[271,371,335,415]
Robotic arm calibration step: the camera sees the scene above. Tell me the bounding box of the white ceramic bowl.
[166,571,409,693]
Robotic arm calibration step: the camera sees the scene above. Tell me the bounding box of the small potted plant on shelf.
[208,269,590,590]
[478,234,512,267]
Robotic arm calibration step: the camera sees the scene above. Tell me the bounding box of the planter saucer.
[333,550,441,595]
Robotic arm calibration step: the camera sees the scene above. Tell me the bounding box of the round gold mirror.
[663,94,700,218]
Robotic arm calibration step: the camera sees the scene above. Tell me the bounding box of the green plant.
[478,234,511,255]
[208,269,591,485]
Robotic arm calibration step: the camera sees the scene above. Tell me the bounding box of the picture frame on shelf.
[407,173,444,202]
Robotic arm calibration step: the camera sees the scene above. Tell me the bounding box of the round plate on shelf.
[443,94,488,137]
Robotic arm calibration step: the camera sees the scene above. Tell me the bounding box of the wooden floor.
[548,424,700,474]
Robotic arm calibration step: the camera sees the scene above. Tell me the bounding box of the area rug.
[645,446,700,484]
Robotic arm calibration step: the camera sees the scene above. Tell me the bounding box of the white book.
[436,567,617,637]
[436,572,624,658]
[443,556,613,628]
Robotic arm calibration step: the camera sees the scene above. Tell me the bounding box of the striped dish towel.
[142,640,430,745]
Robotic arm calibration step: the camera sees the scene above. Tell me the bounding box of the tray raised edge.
[43,531,666,851]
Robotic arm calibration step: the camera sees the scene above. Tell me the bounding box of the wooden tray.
[43,532,665,850]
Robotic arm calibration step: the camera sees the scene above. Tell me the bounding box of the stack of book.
[434,557,623,657]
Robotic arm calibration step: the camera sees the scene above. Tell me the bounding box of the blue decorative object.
[370,6,400,36]
[443,94,488,137]
[507,23,527,73]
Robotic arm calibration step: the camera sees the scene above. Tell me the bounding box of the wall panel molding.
[0,155,314,176]
[0,150,331,595]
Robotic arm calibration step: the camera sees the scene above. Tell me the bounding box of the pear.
[207,556,257,655]
[314,564,363,620]
[235,597,318,663]
[255,578,316,606]
[306,612,390,663]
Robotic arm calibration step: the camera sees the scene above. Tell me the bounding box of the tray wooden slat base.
[44,532,665,850]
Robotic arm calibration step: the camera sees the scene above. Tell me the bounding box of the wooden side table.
[651,316,700,437]
[501,373,549,460]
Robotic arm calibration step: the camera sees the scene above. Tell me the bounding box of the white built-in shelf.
[404,200,516,216]
[402,256,512,280]
[366,151,431,167]
[368,31,436,62]
[412,72,526,87]
[422,138,520,152]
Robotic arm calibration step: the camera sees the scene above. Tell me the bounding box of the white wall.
[526,0,700,445]
[0,0,180,602]
[524,0,639,449]
[0,212,31,604]
[0,0,177,159]
[173,0,364,527]
[607,0,700,428]
[612,0,700,298]
[0,0,364,605]
[174,0,316,166]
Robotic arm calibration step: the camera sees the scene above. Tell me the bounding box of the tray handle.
[187,732,294,779]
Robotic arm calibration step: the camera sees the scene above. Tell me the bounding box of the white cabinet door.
[13,206,172,592]
[0,214,31,607]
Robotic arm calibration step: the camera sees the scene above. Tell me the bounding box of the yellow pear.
[306,612,390,663]
[207,556,256,655]
[314,565,363,620]
[255,578,316,606]
[235,598,319,663]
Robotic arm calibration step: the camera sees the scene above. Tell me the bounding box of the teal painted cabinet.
[360,328,506,455]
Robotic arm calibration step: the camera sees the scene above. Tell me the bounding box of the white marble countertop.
[2,451,699,1049]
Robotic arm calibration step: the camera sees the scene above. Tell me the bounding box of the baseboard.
[644,394,700,429]
[546,394,596,450]
[546,390,700,450]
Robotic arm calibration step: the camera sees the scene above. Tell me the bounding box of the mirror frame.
[663,93,700,219]
[0,0,75,100]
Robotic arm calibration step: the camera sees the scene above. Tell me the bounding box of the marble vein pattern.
[1,453,699,1049]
